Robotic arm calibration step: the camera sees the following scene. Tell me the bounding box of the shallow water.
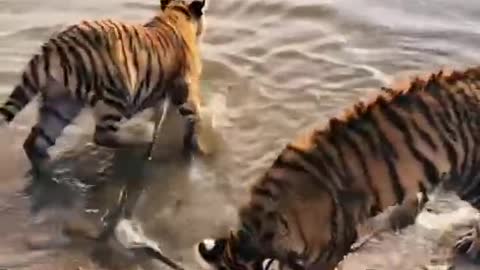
[1,0,480,269]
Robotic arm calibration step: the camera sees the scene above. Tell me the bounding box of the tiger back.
[195,68,480,270]
[0,0,207,173]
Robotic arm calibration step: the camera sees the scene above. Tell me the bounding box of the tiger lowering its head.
[0,0,207,173]
[195,68,480,270]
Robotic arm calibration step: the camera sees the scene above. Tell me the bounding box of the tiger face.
[161,0,207,39]
[194,232,276,270]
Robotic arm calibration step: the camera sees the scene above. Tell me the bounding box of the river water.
[0,0,480,269]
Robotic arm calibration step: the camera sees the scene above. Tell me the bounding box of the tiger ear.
[188,0,206,17]
[160,0,171,10]
[195,238,227,266]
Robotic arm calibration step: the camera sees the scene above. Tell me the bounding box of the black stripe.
[379,101,440,185]
[105,20,130,92]
[395,92,438,152]
[131,44,140,82]
[29,56,40,87]
[21,72,36,95]
[0,107,14,121]
[132,27,142,49]
[367,107,399,159]
[36,127,55,146]
[50,38,71,87]
[53,37,72,77]
[327,130,354,187]
[440,89,467,174]
[148,38,166,98]
[91,21,118,89]
[88,94,100,107]
[133,80,145,106]
[342,131,379,213]
[115,23,133,91]
[40,106,71,124]
[455,90,478,197]
[61,34,89,100]
[127,25,136,51]
[100,114,122,123]
[102,97,127,115]
[273,149,309,173]
[74,25,100,90]
[10,85,30,105]
[411,119,437,150]
[69,33,94,94]
[285,145,332,181]
[323,198,339,262]
[314,143,346,188]
[364,107,404,202]
[346,119,379,158]
[251,186,275,200]
[415,96,458,176]
[139,89,167,111]
[95,124,119,133]
[57,35,84,100]
[144,44,153,91]
[41,44,52,78]
[171,5,192,19]
[5,100,23,109]
[426,82,458,142]
[104,86,127,103]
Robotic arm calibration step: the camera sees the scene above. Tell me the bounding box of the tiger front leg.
[178,101,201,154]
[176,77,217,156]
[169,76,204,155]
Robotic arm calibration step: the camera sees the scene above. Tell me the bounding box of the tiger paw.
[455,222,480,262]
[189,108,219,156]
[350,233,376,252]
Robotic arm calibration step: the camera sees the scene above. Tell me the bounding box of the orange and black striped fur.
[0,0,207,172]
[195,68,480,270]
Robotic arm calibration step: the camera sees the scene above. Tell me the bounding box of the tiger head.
[194,231,277,270]
[160,0,207,39]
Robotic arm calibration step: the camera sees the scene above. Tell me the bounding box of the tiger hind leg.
[178,101,201,154]
[23,85,82,175]
[92,99,129,148]
[93,99,156,148]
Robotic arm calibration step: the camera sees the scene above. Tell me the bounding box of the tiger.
[0,0,208,174]
[194,67,480,270]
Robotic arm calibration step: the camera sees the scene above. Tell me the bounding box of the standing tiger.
[195,68,480,270]
[0,0,207,173]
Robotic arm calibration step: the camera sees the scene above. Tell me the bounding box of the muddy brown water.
[1,0,480,269]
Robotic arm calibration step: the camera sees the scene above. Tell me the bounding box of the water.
[0,0,480,269]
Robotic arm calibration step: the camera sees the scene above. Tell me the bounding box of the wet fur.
[196,67,480,270]
[0,0,206,170]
